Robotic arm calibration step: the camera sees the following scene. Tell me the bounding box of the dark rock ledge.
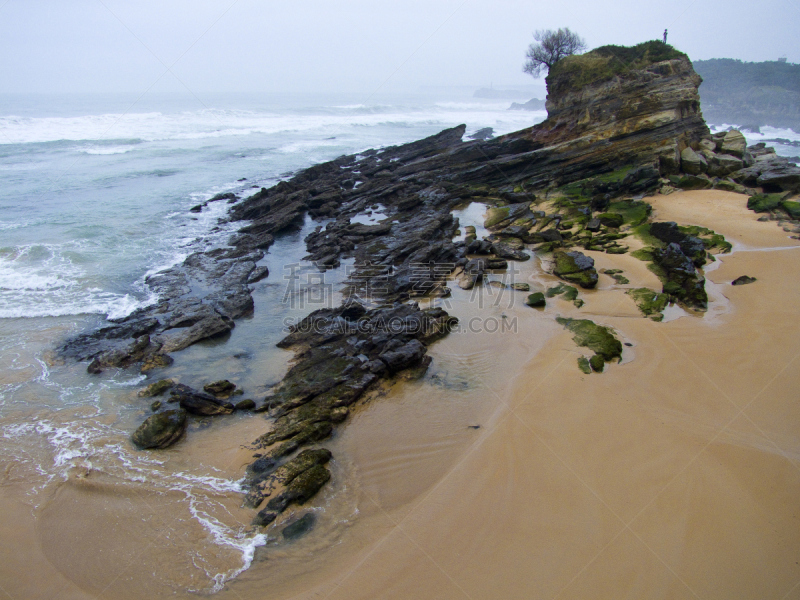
[58,41,800,527]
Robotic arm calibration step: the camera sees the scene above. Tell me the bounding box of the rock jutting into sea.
[58,40,800,526]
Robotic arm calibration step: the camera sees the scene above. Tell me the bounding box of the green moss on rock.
[552,250,598,289]
[577,357,592,374]
[597,213,624,228]
[607,199,652,226]
[556,317,623,362]
[781,200,800,220]
[747,193,784,213]
[137,378,175,398]
[627,288,669,318]
[484,206,511,228]
[525,292,546,308]
[131,409,187,449]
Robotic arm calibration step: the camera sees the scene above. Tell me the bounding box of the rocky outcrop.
[240,300,457,525]
[170,384,235,416]
[552,251,598,289]
[556,317,623,372]
[509,98,546,111]
[131,409,187,449]
[61,40,757,525]
[60,41,717,376]
[535,42,708,178]
[653,243,708,309]
[731,143,800,192]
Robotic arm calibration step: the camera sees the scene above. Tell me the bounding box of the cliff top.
[547,40,689,94]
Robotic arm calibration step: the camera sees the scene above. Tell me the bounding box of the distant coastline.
[695,58,800,133]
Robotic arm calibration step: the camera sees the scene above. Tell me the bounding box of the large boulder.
[720,130,747,158]
[131,409,187,449]
[732,147,800,192]
[491,242,530,261]
[706,153,744,177]
[681,146,708,175]
[552,251,598,289]
[648,222,707,266]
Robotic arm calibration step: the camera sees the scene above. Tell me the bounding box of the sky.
[0,0,798,95]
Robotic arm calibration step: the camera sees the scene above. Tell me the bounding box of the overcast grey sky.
[1,0,798,94]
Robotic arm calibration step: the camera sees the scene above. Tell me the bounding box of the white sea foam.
[79,145,137,155]
[0,103,542,147]
[0,244,157,319]
[1,413,265,591]
[0,221,25,231]
[709,124,800,154]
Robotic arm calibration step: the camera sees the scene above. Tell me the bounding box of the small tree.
[523,28,587,78]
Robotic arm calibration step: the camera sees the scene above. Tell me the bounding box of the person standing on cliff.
[663,29,668,44]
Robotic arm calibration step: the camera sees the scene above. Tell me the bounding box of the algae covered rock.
[137,378,175,398]
[577,357,592,374]
[589,354,605,372]
[671,174,712,190]
[556,317,623,363]
[131,409,187,449]
[652,243,708,309]
[253,464,331,527]
[525,292,546,308]
[546,283,582,307]
[552,250,598,289]
[649,222,706,266]
[627,288,669,320]
[782,200,800,220]
[484,206,511,228]
[747,193,784,213]
[244,448,332,510]
[596,213,624,228]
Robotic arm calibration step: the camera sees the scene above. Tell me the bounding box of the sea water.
[0,91,546,593]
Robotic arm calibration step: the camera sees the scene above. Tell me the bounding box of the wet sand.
[3,189,800,598]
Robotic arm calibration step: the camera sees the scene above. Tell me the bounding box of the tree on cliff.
[523,28,586,77]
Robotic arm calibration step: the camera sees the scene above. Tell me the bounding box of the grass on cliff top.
[549,41,688,91]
